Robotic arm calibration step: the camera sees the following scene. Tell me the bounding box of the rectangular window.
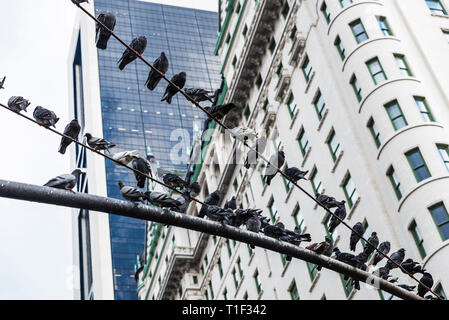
[327,130,342,162]
[342,173,359,208]
[290,25,297,40]
[217,258,223,278]
[233,178,238,191]
[320,2,331,24]
[247,244,253,257]
[307,262,318,281]
[350,19,369,43]
[282,1,290,18]
[209,282,214,299]
[226,239,232,257]
[429,203,449,241]
[289,280,300,300]
[387,166,403,200]
[254,269,262,294]
[437,144,449,171]
[406,148,431,182]
[280,253,287,267]
[292,204,304,232]
[350,74,363,102]
[377,16,393,36]
[242,24,248,38]
[237,257,243,278]
[232,55,237,68]
[385,100,408,130]
[339,0,353,7]
[367,117,382,148]
[276,62,283,77]
[367,57,388,85]
[409,220,427,258]
[334,36,346,60]
[297,127,310,156]
[232,268,238,289]
[414,96,435,122]
[394,54,413,76]
[287,92,297,118]
[301,55,313,83]
[223,288,228,300]
[269,37,276,54]
[268,197,279,223]
[340,274,355,297]
[256,74,263,89]
[313,90,327,120]
[426,0,447,15]
[324,214,336,242]
[310,169,324,194]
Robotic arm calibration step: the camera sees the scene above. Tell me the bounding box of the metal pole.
[0,179,421,300]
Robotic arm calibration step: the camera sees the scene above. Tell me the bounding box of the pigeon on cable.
[349,222,365,252]
[33,106,59,128]
[373,266,391,280]
[161,72,186,104]
[144,191,182,208]
[112,150,140,165]
[385,248,406,270]
[184,88,214,103]
[198,189,221,218]
[246,211,263,249]
[284,167,309,183]
[131,157,152,188]
[284,226,311,261]
[315,193,342,209]
[204,205,235,225]
[118,181,145,204]
[224,196,237,210]
[263,222,290,241]
[186,182,201,198]
[118,36,147,70]
[230,127,257,142]
[145,52,169,91]
[398,284,416,292]
[306,236,333,271]
[229,208,254,228]
[174,191,193,213]
[163,173,188,189]
[96,12,116,50]
[418,272,434,298]
[362,231,379,256]
[373,241,391,266]
[328,201,347,233]
[204,103,237,121]
[84,133,116,153]
[264,151,285,185]
[59,119,81,155]
[7,96,31,113]
[44,169,82,192]
[401,259,425,275]
[333,247,361,290]
[244,136,267,169]
[0,76,5,89]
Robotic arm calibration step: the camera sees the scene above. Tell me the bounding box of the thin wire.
[70,1,441,299]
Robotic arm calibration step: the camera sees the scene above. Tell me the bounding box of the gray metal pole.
[0,179,422,300]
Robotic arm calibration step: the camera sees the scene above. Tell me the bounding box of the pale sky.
[0,0,217,300]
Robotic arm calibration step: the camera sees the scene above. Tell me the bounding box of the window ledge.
[261,182,268,197]
[431,13,449,19]
[281,260,291,277]
[289,109,300,130]
[317,108,329,132]
[308,272,321,293]
[301,147,312,169]
[257,290,264,300]
[248,251,255,266]
[233,275,246,298]
[347,196,361,221]
[304,71,316,94]
[331,150,344,173]
[285,185,295,203]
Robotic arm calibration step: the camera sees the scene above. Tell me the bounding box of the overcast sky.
[0,0,217,300]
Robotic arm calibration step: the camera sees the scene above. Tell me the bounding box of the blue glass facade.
[93,0,220,300]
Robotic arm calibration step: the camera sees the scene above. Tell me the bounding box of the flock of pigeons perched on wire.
[0,0,442,300]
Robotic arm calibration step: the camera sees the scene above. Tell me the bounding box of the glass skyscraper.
[92,0,220,299]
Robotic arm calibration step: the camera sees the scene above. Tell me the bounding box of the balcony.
[275,69,292,102]
[288,36,306,67]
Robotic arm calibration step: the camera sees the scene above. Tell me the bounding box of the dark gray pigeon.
[33,106,59,128]
[373,241,391,266]
[44,169,82,192]
[204,103,237,121]
[246,212,263,249]
[284,226,312,261]
[224,196,237,210]
[144,191,182,208]
[7,96,31,113]
[59,119,81,154]
[418,272,434,298]
[118,36,147,70]
[401,258,425,275]
[244,136,267,169]
[112,150,140,165]
[229,208,254,228]
[204,205,235,225]
[284,167,308,183]
[96,12,116,50]
[264,151,285,185]
[186,182,200,198]
[161,72,186,104]
[333,247,361,290]
[174,192,191,213]
[198,189,220,218]
[316,193,343,209]
[118,181,145,204]
[85,133,116,153]
[385,248,406,270]
[0,76,5,89]
[363,231,379,256]
[131,157,152,188]
[163,173,188,189]
[350,222,365,252]
[146,52,169,91]
[373,266,391,280]
[184,88,214,103]
[398,284,416,292]
[263,222,290,241]
[328,201,346,233]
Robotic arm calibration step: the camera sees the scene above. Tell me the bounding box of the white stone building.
[138,0,449,300]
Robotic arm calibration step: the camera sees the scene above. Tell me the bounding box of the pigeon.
[174,192,192,213]
[118,181,145,204]
[285,226,312,244]
[362,231,379,256]
[388,276,399,284]
[204,103,237,120]
[244,136,267,169]
[33,106,59,128]
[204,205,235,225]
[96,12,116,49]
[230,127,257,142]
[385,248,406,270]
[118,36,147,70]
[315,193,343,209]
[161,72,186,104]
[163,173,188,189]
[85,133,116,153]
[184,88,214,103]
[224,196,237,210]
[0,76,5,89]
[145,52,169,91]
[112,150,140,165]
[333,247,361,289]
[373,266,391,280]
[263,222,290,241]
[44,169,82,192]
[418,272,434,298]
[284,167,308,183]
[306,236,333,271]
[7,96,31,113]
[186,182,201,198]
[355,251,369,265]
[424,294,440,300]
[198,190,220,218]
[131,157,152,188]
[264,151,285,185]
[59,120,81,155]
[230,208,258,228]
[246,212,263,249]
[350,222,365,252]
[145,191,182,208]
[398,284,416,292]
[328,201,347,233]
[373,241,391,266]
[401,259,425,275]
